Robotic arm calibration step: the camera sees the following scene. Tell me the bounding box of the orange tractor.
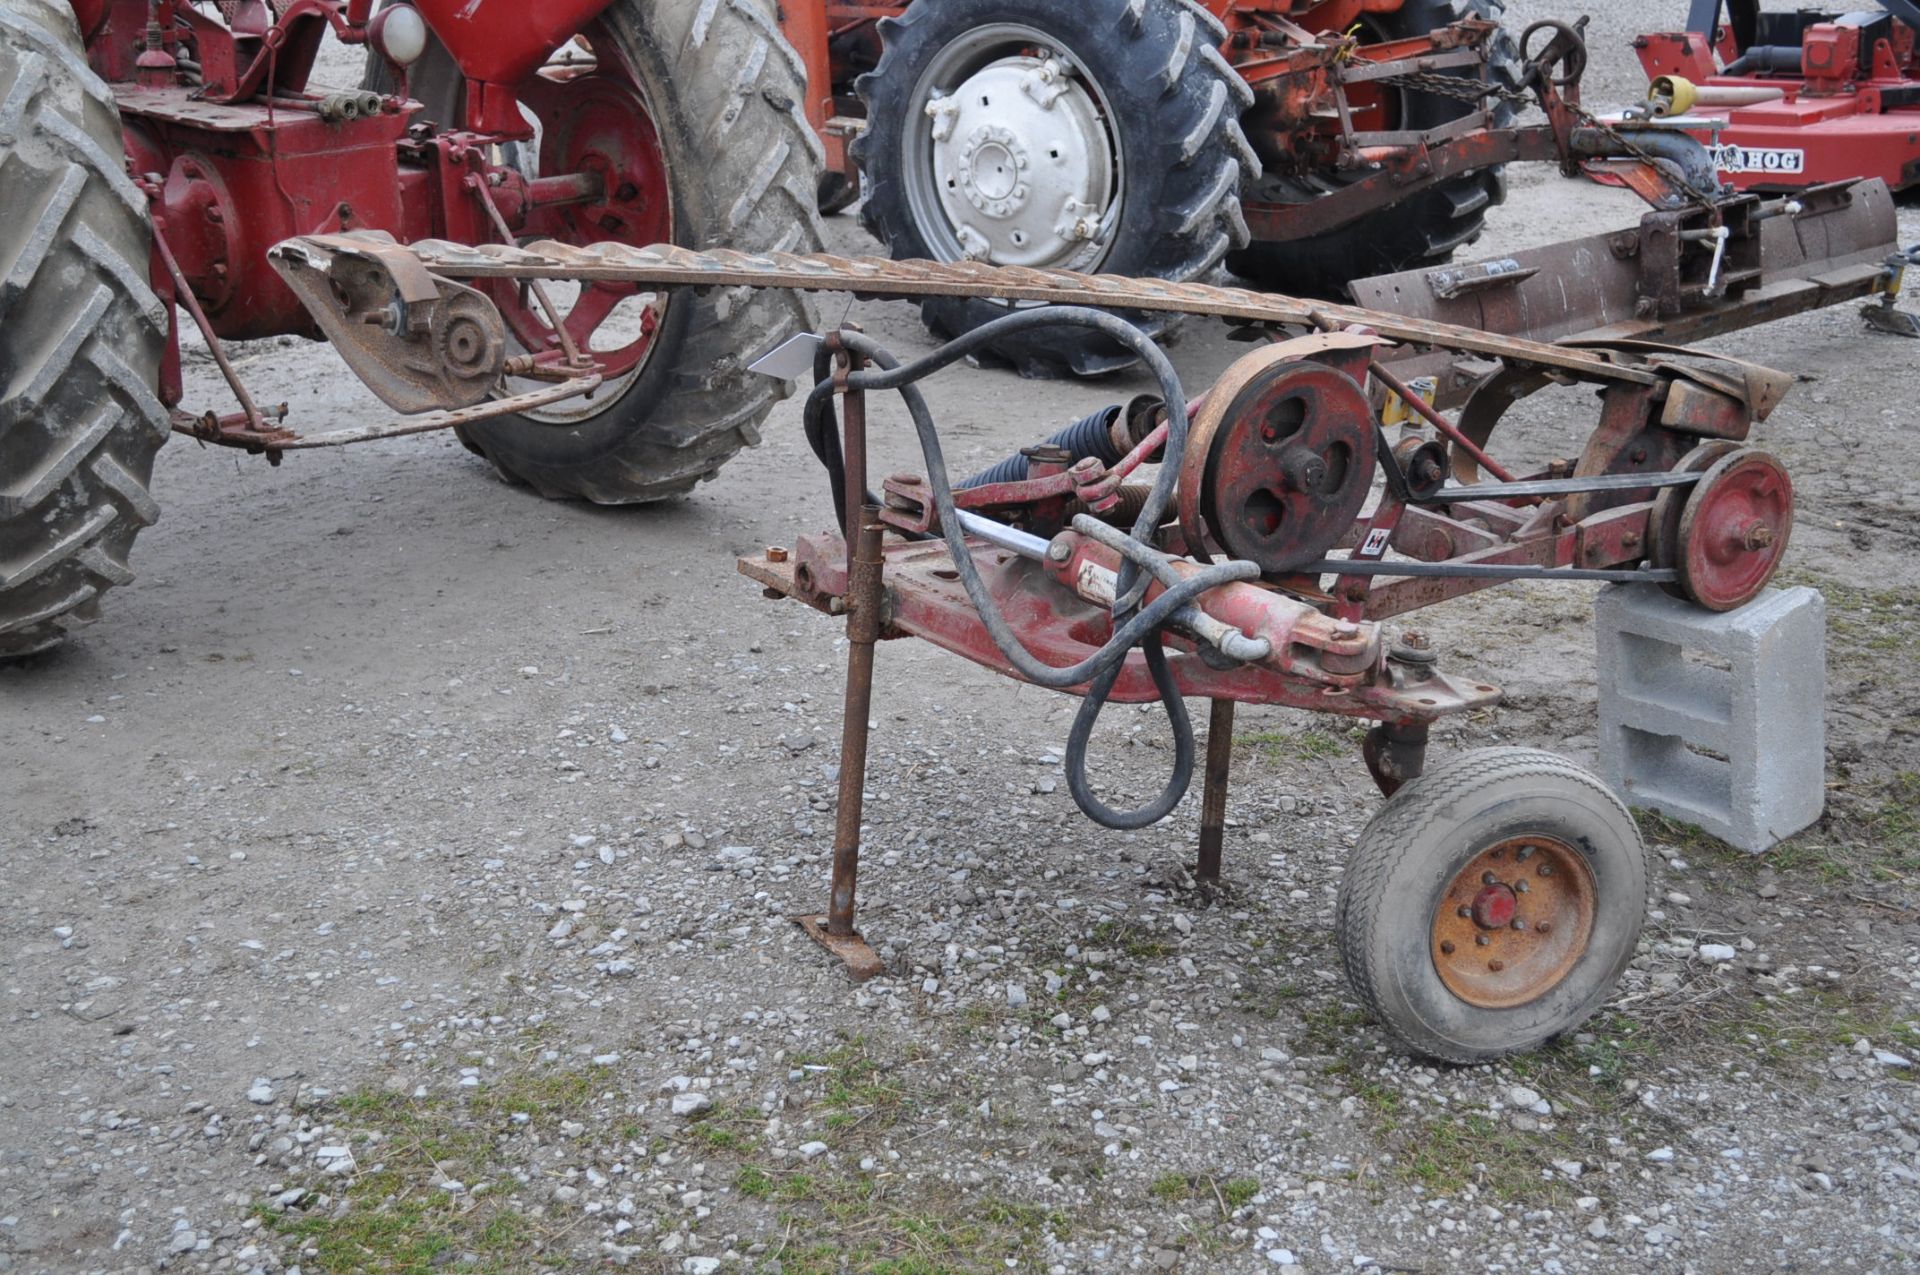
[782,0,1530,374]
[777,0,1910,375]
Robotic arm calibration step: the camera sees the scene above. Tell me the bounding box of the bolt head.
[1440,940,1456,955]
[1488,959,1505,972]
[1046,538,1073,563]
[1536,921,1552,935]
[1475,934,1490,947]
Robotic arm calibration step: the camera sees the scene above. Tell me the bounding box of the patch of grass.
[762,1177,1067,1275]
[1145,1171,1261,1217]
[1149,1172,1191,1203]
[1090,919,1175,961]
[1237,727,1352,764]
[256,1069,601,1273]
[1639,767,1920,885]
[790,1034,924,1140]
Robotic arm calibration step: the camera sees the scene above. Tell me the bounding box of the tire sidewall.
[1351,762,1647,1061]
[857,0,1247,372]
[456,1,708,472]
[861,0,1196,279]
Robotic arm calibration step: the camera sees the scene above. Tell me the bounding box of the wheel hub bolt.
[1537,921,1552,934]
[1488,959,1506,972]
[1514,880,1530,894]
[1440,940,1456,955]
[1511,919,1526,931]
[1744,521,1774,550]
[1538,863,1554,877]
[1516,846,1535,861]
[1475,933,1490,947]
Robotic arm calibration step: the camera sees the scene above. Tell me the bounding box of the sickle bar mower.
[282,115,1847,1059]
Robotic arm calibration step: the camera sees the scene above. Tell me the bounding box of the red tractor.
[782,0,1526,374]
[0,0,821,656]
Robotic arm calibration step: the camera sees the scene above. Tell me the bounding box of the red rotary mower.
[1625,1,1920,194]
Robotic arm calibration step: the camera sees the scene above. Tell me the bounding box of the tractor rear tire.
[366,0,823,503]
[854,0,1257,377]
[0,0,167,658]
[1227,0,1522,298]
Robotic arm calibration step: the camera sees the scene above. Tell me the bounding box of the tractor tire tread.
[0,0,166,659]
[854,0,1253,377]
[393,0,822,503]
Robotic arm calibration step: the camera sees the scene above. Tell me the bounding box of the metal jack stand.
[1196,699,1234,888]
[795,338,886,982]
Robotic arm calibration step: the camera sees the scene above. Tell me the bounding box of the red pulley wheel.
[1672,448,1793,612]
[1180,356,1377,574]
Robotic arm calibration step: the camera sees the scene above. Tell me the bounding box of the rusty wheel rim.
[1430,836,1596,1010]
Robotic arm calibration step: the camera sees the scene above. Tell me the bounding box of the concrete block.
[1594,584,1826,853]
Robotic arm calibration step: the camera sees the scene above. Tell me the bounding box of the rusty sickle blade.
[289,233,1662,387]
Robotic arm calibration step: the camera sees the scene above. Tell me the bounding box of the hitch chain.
[1371,21,1726,211]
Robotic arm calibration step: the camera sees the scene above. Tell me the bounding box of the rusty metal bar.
[1197,698,1235,884]
[277,377,602,448]
[794,504,887,983]
[836,339,868,576]
[466,173,589,369]
[150,218,277,439]
[1371,360,1517,484]
[319,235,1662,386]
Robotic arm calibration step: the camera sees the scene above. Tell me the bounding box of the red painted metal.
[409,0,615,87]
[786,0,1675,248]
[1629,12,1920,193]
[1471,883,1517,930]
[77,0,668,414]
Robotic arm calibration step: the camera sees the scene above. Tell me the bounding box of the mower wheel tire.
[0,0,167,658]
[1336,747,1649,1064]
[366,0,823,503]
[854,0,1257,377]
[1228,0,1521,298]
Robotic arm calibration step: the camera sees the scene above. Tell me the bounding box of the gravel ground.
[3,5,1918,1274]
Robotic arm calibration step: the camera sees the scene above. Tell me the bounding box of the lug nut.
[1475,934,1490,947]
[1514,879,1529,894]
[1516,845,1535,861]
[1511,919,1526,931]
[1488,959,1506,972]
[1482,871,1498,885]
[1440,940,1456,955]
[1538,863,1554,876]
[1457,906,1472,919]
[1537,922,1552,934]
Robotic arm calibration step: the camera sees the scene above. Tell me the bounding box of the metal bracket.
[269,233,509,414]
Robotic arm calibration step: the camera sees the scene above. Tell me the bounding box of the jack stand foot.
[794,914,885,982]
[1863,301,1920,338]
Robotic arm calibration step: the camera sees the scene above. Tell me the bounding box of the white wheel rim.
[903,24,1125,272]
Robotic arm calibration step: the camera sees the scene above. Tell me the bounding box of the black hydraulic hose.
[800,310,1258,828]
[960,404,1124,489]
